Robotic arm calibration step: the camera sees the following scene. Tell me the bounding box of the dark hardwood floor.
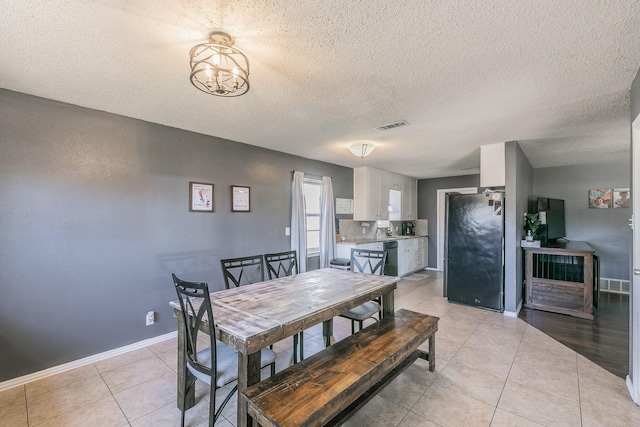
[518,292,629,378]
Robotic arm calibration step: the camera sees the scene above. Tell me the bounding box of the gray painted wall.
[533,160,630,280]
[0,89,353,382]
[505,141,533,313]
[417,174,481,268]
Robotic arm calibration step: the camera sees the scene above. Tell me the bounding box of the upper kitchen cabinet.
[480,142,505,187]
[353,167,418,221]
[388,173,403,191]
[354,167,389,220]
[402,176,417,220]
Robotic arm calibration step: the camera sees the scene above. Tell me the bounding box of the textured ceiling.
[2,1,639,178]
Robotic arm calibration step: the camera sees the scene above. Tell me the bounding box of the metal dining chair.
[220,254,265,289]
[171,274,277,427]
[339,248,387,334]
[264,250,298,279]
[264,250,304,363]
[220,255,276,375]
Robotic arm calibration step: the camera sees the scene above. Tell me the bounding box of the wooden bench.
[242,309,438,427]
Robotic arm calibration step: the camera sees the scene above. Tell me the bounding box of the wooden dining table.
[169,267,400,427]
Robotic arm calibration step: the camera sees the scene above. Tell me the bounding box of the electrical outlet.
[146,311,155,326]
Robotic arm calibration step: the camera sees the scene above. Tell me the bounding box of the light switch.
[285,227,290,236]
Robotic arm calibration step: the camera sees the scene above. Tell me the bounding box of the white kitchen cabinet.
[336,241,384,260]
[354,167,417,222]
[397,237,429,276]
[397,239,412,276]
[336,243,354,260]
[402,176,417,220]
[412,238,422,270]
[419,237,428,269]
[376,172,389,220]
[388,172,403,191]
[363,242,384,251]
[353,167,389,221]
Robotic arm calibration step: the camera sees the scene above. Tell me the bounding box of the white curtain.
[319,176,336,268]
[291,171,307,272]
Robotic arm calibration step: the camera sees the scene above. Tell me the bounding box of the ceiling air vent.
[374,120,408,131]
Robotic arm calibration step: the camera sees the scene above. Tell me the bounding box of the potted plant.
[523,212,544,246]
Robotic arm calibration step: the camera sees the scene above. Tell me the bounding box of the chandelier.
[189,31,250,97]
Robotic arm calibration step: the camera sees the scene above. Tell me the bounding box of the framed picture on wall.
[613,188,630,208]
[588,188,611,209]
[189,182,214,212]
[231,185,250,212]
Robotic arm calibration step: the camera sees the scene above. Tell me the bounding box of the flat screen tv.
[537,197,566,241]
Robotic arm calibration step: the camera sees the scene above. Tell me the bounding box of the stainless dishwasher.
[383,241,398,276]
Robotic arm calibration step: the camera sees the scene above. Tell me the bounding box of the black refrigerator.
[444,193,504,312]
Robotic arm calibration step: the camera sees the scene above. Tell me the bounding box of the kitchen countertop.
[338,235,428,245]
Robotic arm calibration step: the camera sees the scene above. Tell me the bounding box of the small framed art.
[588,188,611,209]
[613,188,630,208]
[231,185,250,212]
[189,182,214,212]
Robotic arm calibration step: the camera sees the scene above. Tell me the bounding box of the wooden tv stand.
[523,241,598,320]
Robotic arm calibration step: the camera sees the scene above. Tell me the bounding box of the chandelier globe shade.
[189,31,249,97]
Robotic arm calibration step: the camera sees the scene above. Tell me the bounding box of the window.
[304,179,322,255]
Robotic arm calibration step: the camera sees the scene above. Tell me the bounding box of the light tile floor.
[2,272,640,426]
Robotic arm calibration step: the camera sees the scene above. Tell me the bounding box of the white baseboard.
[503,300,523,318]
[0,331,177,392]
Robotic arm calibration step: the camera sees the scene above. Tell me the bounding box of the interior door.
[629,115,640,404]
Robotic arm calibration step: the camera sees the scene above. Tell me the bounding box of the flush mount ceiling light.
[189,31,250,97]
[347,141,377,158]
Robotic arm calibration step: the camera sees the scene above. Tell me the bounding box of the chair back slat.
[350,249,387,276]
[220,255,265,289]
[264,250,298,279]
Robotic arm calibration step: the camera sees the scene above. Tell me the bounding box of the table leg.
[381,289,395,318]
[237,351,262,427]
[322,319,335,347]
[176,312,195,410]
[428,334,436,372]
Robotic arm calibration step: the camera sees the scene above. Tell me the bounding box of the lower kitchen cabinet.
[335,242,384,260]
[336,238,426,277]
[398,237,428,276]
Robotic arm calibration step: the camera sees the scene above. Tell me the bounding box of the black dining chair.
[264,250,304,363]
[339,248,387,334]
[265,250,298,279]
[220,255,265,289]
[171,274,277,427]
[220,255,276,375]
